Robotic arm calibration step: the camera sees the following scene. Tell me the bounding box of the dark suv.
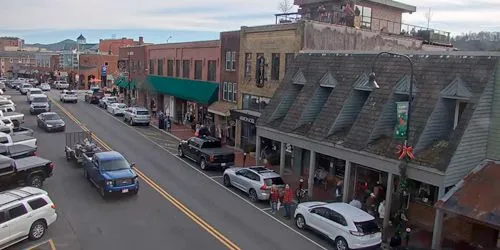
[85,90,104,104]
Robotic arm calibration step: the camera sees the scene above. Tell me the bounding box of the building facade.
[256,51,500,249]
[146,40,220,126]
[35,52,58,69]
[118,45,149,105]
[78,54,119,88]
[59,51,79,70]
[99,37,141,55]
[0,37,24,51]
[0,51,36,77]
[211,31,240,146]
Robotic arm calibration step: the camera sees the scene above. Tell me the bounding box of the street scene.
[1,0,500,250]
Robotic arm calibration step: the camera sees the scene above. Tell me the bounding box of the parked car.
[0,132,37,148]
[82,151,139,198]
[0,154,54,188]
[0,81,5,92]
[0,100,15,113]
[98,96,117,109]
[294,202,382,250]
[0,110,24,127]
[223,166,285,202]
[19,84,32,95]
[85,90,104,104]
[107,103,127,116]
[123,107,151,126]
[40,83,51,91]
[59,90,78,103]
[54,81,69,90]
[26,88,43,103]
[0,126,34,137]
[178,136,235,170]
[0,187,57,249]
[36,112,65,132]
[29,94,50,115]
[0,144,37,159]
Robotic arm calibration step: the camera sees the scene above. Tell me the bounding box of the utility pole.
[127,51,134,106]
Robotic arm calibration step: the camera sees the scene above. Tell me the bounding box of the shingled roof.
[258,52,499,173]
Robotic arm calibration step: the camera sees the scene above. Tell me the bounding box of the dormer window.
[454,101,467,130]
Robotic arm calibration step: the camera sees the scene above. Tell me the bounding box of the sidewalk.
[151,117,256,168]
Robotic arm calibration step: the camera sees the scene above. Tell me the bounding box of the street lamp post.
[369,51,415,243]
[127,51,134,106]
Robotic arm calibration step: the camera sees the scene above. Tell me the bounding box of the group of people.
[349,181,386,227]
[268,184,294,219]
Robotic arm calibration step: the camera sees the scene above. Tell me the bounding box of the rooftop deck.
[275,11,452,46]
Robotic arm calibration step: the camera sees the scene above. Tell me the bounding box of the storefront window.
[407,179,438,205]
[242,94,270,112]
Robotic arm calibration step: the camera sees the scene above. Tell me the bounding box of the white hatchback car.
[40,83,51,91]
[27,88,43,103]
[294,202,381,250]
[0,187,57,249]
[107,103,127,116]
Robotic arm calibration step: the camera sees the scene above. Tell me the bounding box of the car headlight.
[106,180,113,186]
[46,124,53,127]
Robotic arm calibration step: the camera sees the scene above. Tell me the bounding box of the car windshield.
[44,114,60,120]
[108,98,117,102]
[354,220,380,235]
[137,111,149,115]
[100,158,130,171]
[117,104,127,108]
[67,91,75,95]
[31,90,42,94]
[23,84,31,88]
[0,101,11,105]
[201,141,221,148]
[264,177,285,186]
[33,97,48,103]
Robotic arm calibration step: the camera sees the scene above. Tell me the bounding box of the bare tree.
[278,0,293,13]
[423,8,433,29]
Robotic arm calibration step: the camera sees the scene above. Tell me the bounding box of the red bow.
[396,145,415,160]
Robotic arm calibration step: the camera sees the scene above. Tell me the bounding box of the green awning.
[145,75,219,105]
[115,77,136,89]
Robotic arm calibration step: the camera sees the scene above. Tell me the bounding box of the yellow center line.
[49,97,240,250]
[49,239,57,250]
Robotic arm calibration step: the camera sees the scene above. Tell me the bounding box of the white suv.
[0,187,57,249]
[60,90,78,103]
[294,202,381,250]
[55,81,69,90]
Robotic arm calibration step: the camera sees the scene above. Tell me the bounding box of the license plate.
[121,189,129,193]
[221,163,226,166]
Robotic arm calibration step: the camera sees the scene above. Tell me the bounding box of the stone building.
[256,51,500,249]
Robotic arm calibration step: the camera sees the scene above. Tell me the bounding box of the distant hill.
[26,39,77,51]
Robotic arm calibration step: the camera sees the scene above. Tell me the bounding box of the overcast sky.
[0,0,498,44]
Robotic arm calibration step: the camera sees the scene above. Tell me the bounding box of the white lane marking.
[65,99,329,250]
[210,176,224,179]
[261,207,272,211]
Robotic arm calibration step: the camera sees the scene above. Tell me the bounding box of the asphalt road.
[8,88,336,250]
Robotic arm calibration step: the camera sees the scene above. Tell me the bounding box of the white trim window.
[222,82,237,102]
[231,51,236,71]
[225,52,232,71]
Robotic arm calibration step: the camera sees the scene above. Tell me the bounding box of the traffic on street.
[1,78,350,250]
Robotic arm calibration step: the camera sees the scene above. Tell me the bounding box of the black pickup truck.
[178,136,235,171]
[0,144,37,159]
[0,154,54,189]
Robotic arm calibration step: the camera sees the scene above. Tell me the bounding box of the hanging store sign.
[394,101,409,139]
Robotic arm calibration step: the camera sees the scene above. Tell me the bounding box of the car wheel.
[223,175,231,187]
[131,189,139,195]
[112,110,115,115]
[200,159,207,171]
[335,237,349,250]
[145,122,150,126]
[28,220,46,240]
[99,186,107,199]
[249,189,258,202]
[178,147,184,157]
[295,215,306,230]
[28,175,44,188]
[129,118,134,126]
[74,100,77,103]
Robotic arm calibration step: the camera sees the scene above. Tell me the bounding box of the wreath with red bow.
[396,144,415,160]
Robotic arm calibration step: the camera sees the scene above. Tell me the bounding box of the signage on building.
[239,115,255,124]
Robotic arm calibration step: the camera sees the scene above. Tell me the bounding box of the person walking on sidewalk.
[282,184,293,219]
[269,185,280,214]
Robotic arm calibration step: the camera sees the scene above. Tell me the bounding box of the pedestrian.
[242,153,247,168]
[150,100,157,117]
[282,184,293,219]
[269,185,280,214]
[378,200,385,227]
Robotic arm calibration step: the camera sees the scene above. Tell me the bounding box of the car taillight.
[209,155,215,162]
[350,230,365,236]
[51,204,56,209]
[48,162,55,170]
[33,150,38,156]
[260,185,268,190]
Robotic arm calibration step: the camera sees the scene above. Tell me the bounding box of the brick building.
[256,51,500,249]
[209,31,240,146]
[0,37,24,51]
[0,51,35,77]
[117,44,149,105]
[78,54,119,89]
[99,37,142,55]
[145,40,220,125]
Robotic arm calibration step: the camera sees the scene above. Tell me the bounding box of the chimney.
[139,36,144,45]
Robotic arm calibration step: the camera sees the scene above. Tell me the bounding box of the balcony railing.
[275,11,452,45]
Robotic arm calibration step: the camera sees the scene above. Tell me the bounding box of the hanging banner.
[394,101,409,138]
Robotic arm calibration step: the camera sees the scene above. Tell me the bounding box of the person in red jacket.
[269,185,280,214]
[282,184,293,219]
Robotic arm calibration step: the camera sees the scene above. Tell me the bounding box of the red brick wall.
[148,40,221,82]
[220,31,240,101]
[0,38,22,50]
[360,2,403,33]
[118,46,149,80]
[99,38,137,55]
[79,54,119,77]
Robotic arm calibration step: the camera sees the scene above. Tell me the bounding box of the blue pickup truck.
[82,151,139,198]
